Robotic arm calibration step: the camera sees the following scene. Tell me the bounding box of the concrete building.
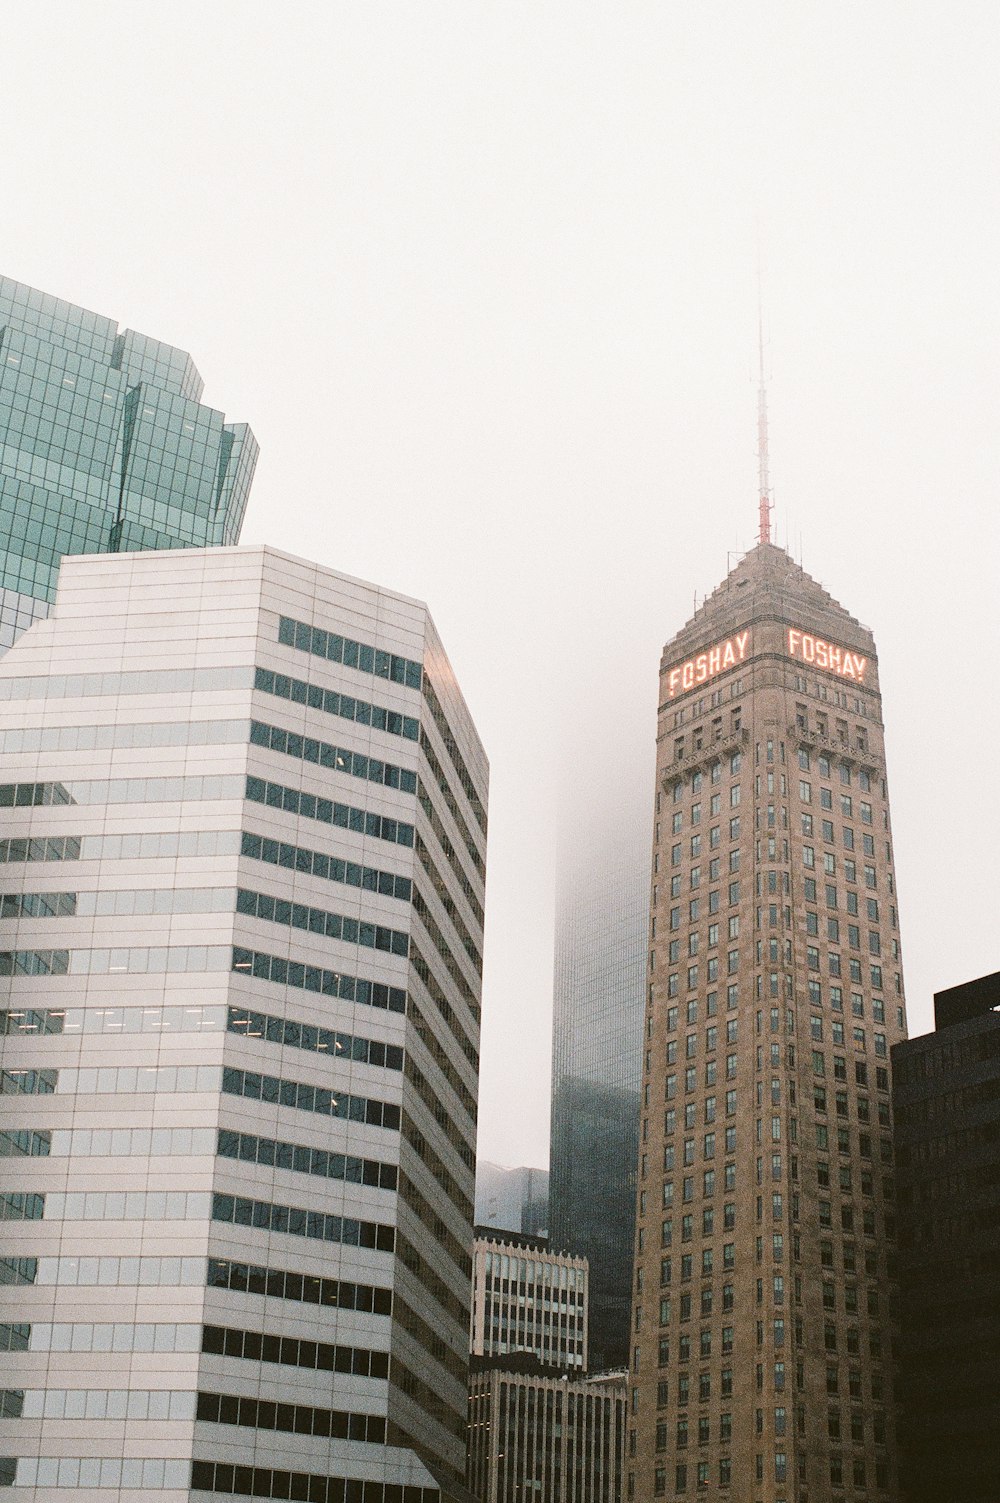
[474,1163,548,1239]
[0,544,487,1501]
[470,1230,587,1373]
[466,1364,627,1503]
[892,970,1000,1502]
[0,274,257,653]
[630,541,908,1502]
[549,813,648,1370]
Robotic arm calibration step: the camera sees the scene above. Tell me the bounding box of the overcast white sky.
[5,2,998,1167]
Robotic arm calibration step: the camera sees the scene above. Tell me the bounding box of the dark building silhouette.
[892,970,1000,1502]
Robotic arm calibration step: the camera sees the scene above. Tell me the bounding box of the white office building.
[0,545,487,1502]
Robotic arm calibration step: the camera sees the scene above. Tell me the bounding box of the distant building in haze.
[474,1162,548,1238]
[549,814,648,1370]
[0,273,257,652]
[892,969,1000,1502]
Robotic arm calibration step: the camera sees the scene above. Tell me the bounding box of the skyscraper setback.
[630,541,907,1502]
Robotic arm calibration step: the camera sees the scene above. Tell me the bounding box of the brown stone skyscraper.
[629,542,907,1502]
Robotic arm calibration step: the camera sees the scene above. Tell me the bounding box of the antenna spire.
[756,268,773,546]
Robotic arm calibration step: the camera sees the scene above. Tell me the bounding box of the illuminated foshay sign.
[787,628,867,683]
[666,631,750,698]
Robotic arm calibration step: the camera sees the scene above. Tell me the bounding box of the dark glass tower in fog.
[549,817,649,1370]
[0,274,257,650]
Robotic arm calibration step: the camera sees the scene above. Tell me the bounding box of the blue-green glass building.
[0,275,258,649]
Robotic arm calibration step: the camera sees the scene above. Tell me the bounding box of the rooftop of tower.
[0,273,205,404]
[661,539,876,670]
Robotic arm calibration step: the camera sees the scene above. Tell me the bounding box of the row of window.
[236,886,409,957]
[667,886,741,927]
[670,819,742,861]
[232,946,407,1013]
[667,754,743,792]
[278,612,424,690]
[800,816,876,852]
[0,1015,201,1073]
[663,848,741,882]
[0,1251,394,1319]
[206,1258,391,1314]
[240,829,411,901]
[1,1457,190,1490]
[1,1070,56,1097]
[802,846,880,888]
[245,774,414,847]
[0,833,84,863]
[211,1192,394,1252]
[249,719,417,796]
[0,1388,194,1421]
[416,792,484,899]
[202,1321,388,1377]
[421,675,487,833]
[0,773,243,808]
[0,879,407,938]
[0,943,231,977]
[254,664,419,741]
[0,1321,199,1354]
[43,1190,207,1222]
[228,1004,405,1063]
[194,1388,385,1443]
[797,746,877,789]
[58,1063,218,1095]
[0,828,239,865]
[0,715,247,756]
[217,1128,397,1191]
[221,1065,400,1131]
[664,920,741,955]
[0,891,77,919]
[0,1128,48,1158]
[663,954,740,995]
[192,1459,437,1503]
[0,1192,43,1222]
[670,785,742,830]
[0,663,246,703]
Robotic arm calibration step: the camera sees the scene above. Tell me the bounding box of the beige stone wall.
[629,545,905,1503]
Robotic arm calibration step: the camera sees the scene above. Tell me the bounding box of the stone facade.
[629,542,907,1503]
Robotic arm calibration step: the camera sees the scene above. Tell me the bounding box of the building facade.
[630,542,907,1503]
[892,970,1000,1502]
[474,1163,549,1239]
[467,1365,627,1503]
[0,274,257,651]
[549,814,648,1370]
[470,1231,588,1373]
[0,544,487,1500]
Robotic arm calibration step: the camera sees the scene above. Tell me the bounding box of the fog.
[5,1,998,1167]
